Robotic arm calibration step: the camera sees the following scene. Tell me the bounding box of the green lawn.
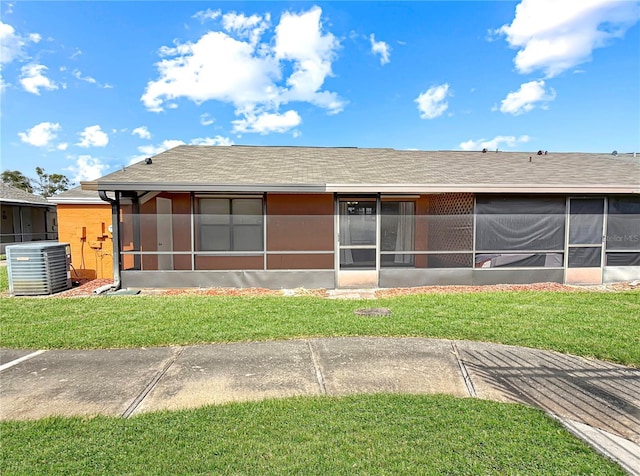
[0,394,625,475]
[1,269,634,474]
[1,291,638,366]
[0,265,7,293]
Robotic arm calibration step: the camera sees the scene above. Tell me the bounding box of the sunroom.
[111,191,639,289]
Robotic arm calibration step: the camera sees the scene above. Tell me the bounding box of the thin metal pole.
[376,193,381,285]
[263,193,267,271]
[190,192,195,271]
[563,197,570,283]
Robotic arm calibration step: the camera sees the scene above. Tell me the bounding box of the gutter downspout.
[99,191,122,291]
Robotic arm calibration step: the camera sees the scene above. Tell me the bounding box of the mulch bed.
[28,279,638,298]
[375,282,577,297]
[55,278,114,297]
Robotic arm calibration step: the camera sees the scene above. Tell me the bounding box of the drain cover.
[354,308,392,317]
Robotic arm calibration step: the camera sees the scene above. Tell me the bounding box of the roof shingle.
[0,183,52,205]
[82,146,640,194]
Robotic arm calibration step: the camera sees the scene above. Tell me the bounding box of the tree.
[1,170,33,193]
[1,167,72,197]
[33,167,72,198]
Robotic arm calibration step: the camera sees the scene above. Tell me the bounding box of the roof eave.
[83,181,640,195]
[326,184,640,194]
[86,182,328,193]
[0,198,54,206]
[47,197,108,205]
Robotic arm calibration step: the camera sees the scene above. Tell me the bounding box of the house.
[0,183,57,255]
[81,146,640,289]
[48,187,114,280]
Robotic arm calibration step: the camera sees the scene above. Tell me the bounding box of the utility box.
[6,243,72,296]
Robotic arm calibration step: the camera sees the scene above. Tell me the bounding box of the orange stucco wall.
[56,203,113,279]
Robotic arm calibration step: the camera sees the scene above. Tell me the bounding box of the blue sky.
[1,1,639,185]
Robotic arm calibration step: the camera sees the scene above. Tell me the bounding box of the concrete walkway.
[1,337,639,474]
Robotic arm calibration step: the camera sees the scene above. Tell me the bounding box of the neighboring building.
[48,187,113,280]
[0,183,57,254]
[82,146,640,289]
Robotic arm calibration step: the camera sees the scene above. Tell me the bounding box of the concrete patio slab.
[311,337,468,397]
[0,347,177,419]
[0,349,42,369]
[1,349,37,363]
[134,340,321,414]
[455,340,640,445]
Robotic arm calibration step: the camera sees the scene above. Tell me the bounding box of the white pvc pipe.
[93,283,114,295]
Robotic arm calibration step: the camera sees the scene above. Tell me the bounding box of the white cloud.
[72,68,112,88]
[70,48,82,59]
[495,0,640,77]
[497,80,556,115]
[192,8,221,23]
[190,136,234,146]
[459,135,531,151]
[232,109,301,134]
[200,113,215,126]
[67,155,109,182]
[142,6,344,134]
[141,31,280,112]
[130,137,233,164]
[57,143,68,151]
[415,83,451,119]
[369,34,390,65]
[19,63,58,94]
[0,20,43,91]
[222,12,270,46]
[72,69,97,84]
[18,122,61,147]
[274,6,343,112]
[77,125,109,148]
[132,126,151,139]
[0,20,39,64]
[136,139,186,159]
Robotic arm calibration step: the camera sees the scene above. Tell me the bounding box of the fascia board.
[326,184,640,194]
[47,197,106,204]
[1,198,53,207]
[87,182,329,193]
[82,182,640,195]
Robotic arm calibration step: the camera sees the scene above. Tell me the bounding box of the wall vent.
[6,243,72,296]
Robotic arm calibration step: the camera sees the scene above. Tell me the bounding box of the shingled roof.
[47,186,109,204]
[82,146,640,194]
[0,183,52,206]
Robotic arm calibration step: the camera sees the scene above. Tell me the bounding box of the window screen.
[606,252,640,266]
[569,199,603,245]
[199,198,263,252]
[381,202,415,252]
[476,196,566,251]
[607,197,640,251]
[568,247,601,268]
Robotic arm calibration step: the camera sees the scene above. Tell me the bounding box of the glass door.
[337,198,378,287]
[566,198,605,284]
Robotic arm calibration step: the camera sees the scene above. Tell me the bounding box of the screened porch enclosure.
[116,192,640,288]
